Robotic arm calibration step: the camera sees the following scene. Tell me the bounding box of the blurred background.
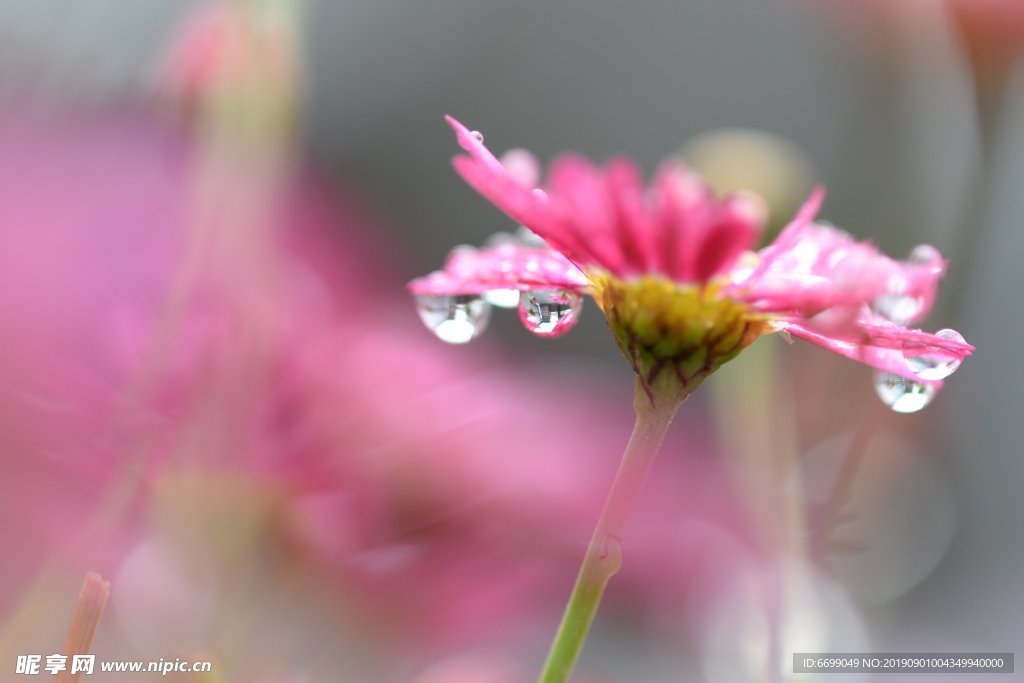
[0,0,1021,681]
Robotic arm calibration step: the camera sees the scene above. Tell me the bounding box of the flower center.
[590,272,768,401]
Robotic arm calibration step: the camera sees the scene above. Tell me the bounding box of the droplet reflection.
[903,328,966,381]
[415,294,491,344]
[518,290,583,337]
[872,371,937,413]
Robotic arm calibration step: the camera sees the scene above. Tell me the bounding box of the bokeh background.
[0,0,1021,681]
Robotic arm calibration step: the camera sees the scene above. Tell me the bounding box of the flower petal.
[784,313,974,381]
[654,163,711,281]
[447,119,765,285]
[692,192,766,283]
[547,154,631,273]
[745,191,944,322]
[446,117,594,271]
[407,243,588,296]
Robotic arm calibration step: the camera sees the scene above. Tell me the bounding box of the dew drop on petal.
[446,243,477,260]
[499,148,540,186]
[873,371,938,413]
[483,288,521,308]
[872,291,924,325]
[518,290,583,338]
[904,328,966,380]
[909,244,942,267]
[415,294,491,344]
[469,130,484,143]
[483,231,518,249]
[515,225,548,248]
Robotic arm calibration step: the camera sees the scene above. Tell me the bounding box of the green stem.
[537,380,688,683]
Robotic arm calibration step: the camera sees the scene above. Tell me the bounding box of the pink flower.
[0,109,658,659]
[410,117,973,405]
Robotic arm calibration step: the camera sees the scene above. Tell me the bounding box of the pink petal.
[446,117,589,270]
[784,314,974,381]
[446,115,506,177]
[692,193,766,283]
[547,154,630,273]
[407,244,588,296]
[498,148,541,187]
[605,157,659,273]
[745,193,944,321]
[446,119,765,284]
[653,163,711,281]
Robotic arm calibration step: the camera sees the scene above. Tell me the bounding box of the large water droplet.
[483,288,521,309]
[415,295,491,344]
[873,371,938,414]
[518,290,583,337]
[904,328,965,380]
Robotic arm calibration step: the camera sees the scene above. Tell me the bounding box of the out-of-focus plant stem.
[537,381,687,683]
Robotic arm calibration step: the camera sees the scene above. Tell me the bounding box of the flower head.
[410,117,974,406]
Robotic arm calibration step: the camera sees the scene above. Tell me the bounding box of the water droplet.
[872,292,924,325]
[483,288,521,308]
[483,231,518,249]
[904,328,965,380]
[415,295,491,344]
[446,243,477,260]
[909,244,942,267]
[515,226,548,248]
[518,290,583,338]
[469,130,484,143]
[873,371,938,413]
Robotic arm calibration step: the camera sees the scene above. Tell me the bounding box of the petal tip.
[799,185,827,223]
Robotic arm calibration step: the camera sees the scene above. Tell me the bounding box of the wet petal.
[692,192,766,283]
[654,163,711,281]
[448,118,764,285]
[783,314,974,381]
[447,117,589,270]
[746,195,943,321]
[407,243,588,297]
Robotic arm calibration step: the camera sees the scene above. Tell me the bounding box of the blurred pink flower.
[806,0,1024,88]
[946,0,1024,79]
[0,109,678,658]
[410,117,973,395]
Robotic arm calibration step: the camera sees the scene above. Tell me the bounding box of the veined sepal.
[591,272,769,406]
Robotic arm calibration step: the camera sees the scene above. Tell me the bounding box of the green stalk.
[537,380,688,683]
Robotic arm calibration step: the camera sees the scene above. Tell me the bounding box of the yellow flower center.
[590,272,769,402]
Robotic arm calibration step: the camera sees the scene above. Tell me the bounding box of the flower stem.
[537,380,688,683]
